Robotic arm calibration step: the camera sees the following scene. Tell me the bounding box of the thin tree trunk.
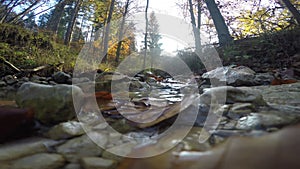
[0,0,20,23]
[205,0,233,46]
[197,0,201,30]
[188,0,201,52]
[23,5,56,23]
[47,0,70,34]
[8,0,42,23]
[280,0,300,25]
[64,0,82,45]
[115,0,130,64]
[102,0,115,62]
[143,0,149,69]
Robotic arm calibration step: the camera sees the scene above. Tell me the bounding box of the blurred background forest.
[0,0,299,74]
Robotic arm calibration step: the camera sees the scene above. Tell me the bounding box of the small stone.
[92,122,108,130]
[200,86,267,106]
[48,81,57,85]
[0,80,7,87]
[253,73,274,85]
[227,103,255,120]
[236,113,296,130]
[53,71,71,84]
[56,132,107,162]
[63,163,81,169]
[30,75,42,82]
[80,157,117,169]
[102,142,136,161]
[202,65,256,86]
[4,75,18,85]
[21,77,30,82]
[46,121,85,140]
[10,153,65,169]
[40,81,49,85]
[108,132,122,145]
[0,137,56,161]
[181,127,211,151]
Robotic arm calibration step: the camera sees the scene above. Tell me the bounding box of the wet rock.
[254,82,300,106]
[94,73,148,92]
[226,103,256,120]
[16,82,84,124]
[129,80,150,91]
[48,80,57,85]
[102,142,136,161]
[181,127,211,151]
[10,153,65,169]
[253,72,274,85]
[21,77,30,82]
[107,132,123,147]
[200,86,267,106]
[236,112,297,130]
[30,75,46,84]
[4,75,18,85]
[53,71,71,84]
[202,65,256,86]
[46,121,85,140]
[0,137,57,161]
[118,124,300,169]
[0,80,7,87]
[56,132,107,162]
[80,157,117,169]
[92,122,108,130]
[0,86,17,100]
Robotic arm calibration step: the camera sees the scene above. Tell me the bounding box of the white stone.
[10,153,65,169]
[0,137,56,161]
[47,121,85,140]
[56,132,107,162]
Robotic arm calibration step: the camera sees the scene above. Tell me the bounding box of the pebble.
[10,153,65,169]
[4,75,18,85]
[0,80,7,87]
[80,157,117,169]
[56,132,107,162]
[0,137,57,161]
[46,121,85,140]
[63,163,81,169]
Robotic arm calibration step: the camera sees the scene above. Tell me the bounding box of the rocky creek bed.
[0,65,300,169]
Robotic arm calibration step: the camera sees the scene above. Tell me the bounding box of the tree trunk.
[197,0,201,30]
[280,0,300,25]
[188,0,201,52]
[205,0,233,46]
[115,0,130,64]
[47,0,70,35]
[102,0,115,62]
[64,0,82,45]
[143,0,149,69]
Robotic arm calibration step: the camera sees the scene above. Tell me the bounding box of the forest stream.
[1,67,300,169]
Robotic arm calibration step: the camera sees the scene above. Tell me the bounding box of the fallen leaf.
[0,107,35,142]
[271,78,298,85]
[95,91,113,100]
